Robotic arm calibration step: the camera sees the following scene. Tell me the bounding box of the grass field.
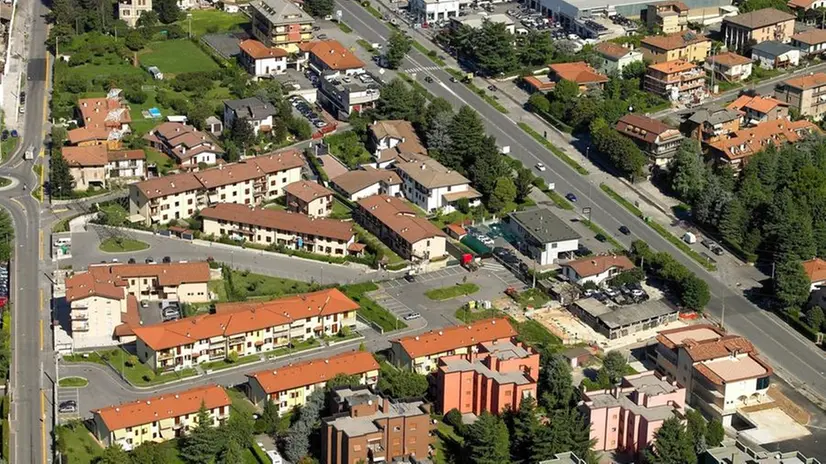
[56,423,103,464]
[140,39,219,75]
[225,269,322,300]
[99,237,150,253]
[58,377,88,388]
[144,147,176,175]
[69,60,146,81]
[425,283,480,300]
[341,283,407,332]
[177,9,249,36]
[128,89,176,136]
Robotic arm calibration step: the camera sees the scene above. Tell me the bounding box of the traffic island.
[98,237,150,253]
[58,376,88,388]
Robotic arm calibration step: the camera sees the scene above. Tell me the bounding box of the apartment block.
[726,94,789,126]
[68,90,132,149]
[301,40,365,75]
[391,318,518,375]
[436,339,539,416]
[250,0,314,52]
[200,203,356,256]
[703,441,822,464]
[246,351,380,412]
[722,8,796,53]
[644,60,707,104]
[323,387,434,464]
[655,325,773,425]
[239,39,288,77]
[368,120,428,169]
[505,207,580,266]
[707,119,818,171]
[705,52,752,82]
[582,371,686,454]
[644,1,689,34]
[395,158,481,214]
[614,114,684,166]
[640,31,711,64]
[129,151,304,225]
[792,28,826,55]
[61,146,145,191]
[355,195,446,262]
[92,385,230,450]
[788,0,826,11]
[144,122,224,167]
[118,0,152,28]
[775,72,826,120]
[133,289,359,371]
[594,42,644,76]
[330,168,402,201]
[284,180,334,217]
[685,107,742,142]
[318,70,381,120]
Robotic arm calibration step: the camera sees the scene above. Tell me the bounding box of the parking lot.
[138,300,183,326]
[288,94,333,132]
[57,387,80,423]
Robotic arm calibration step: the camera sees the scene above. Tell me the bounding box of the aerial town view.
[3,0,826,461]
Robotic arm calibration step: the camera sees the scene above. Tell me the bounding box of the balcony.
[158,351,175,361]
[70,312,89,321]
[72,321,89,332]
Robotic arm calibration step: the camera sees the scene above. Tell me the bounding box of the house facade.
[238,39,289,77]
[505,207,580,266]
[368,120,428,169]
[144,122,223,167]
[644,60,707,103]
[594,42,644,76]
[726,94,789,125]
[751,40,801,69]
[330,168,402,201]
[118,0,152,28]
[792,28,826,55]
[318,71,381,120]
[775,72,826,120]
[685,107,742,142]
[705,52,752,82]
[722,8,796,53]
[250,0,314,52]
[561,255,636,287]
[355,195,447,262]
[707,119,819,171]
[284,180,334,217]
[615,114,685,166]
[223,97,278,136]
[644,1,689,33]
[640,31,712,64]
[395,158,481,214]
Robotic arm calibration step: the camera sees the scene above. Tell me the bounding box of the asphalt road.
[336,0,826,400]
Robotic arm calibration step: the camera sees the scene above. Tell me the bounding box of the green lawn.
[176,9,249,36]
[455,307,503,323]
[201,354,259,372]
[353,224,405,266]
[56,423,103,464]
[330,198,353,219]
[144,147,176,174]
[434,422,464,464]
[425,283,480,300]
[209,279,227,301]
[325,131,372,168]
[341,283,407,332]
[223,269,323,300]
[268,337,321,357]
[0,178,10,188]
[515,288,550,308]
[68,60,146,81]
[91,348,198,386]
[58,377,88,388]
[129,89,175,136]
[227,388,257,416]
[140,39,219,75]
[99,237,150,253]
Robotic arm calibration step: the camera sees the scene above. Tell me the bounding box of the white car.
[404,312,421,321]
[535,162,546,172]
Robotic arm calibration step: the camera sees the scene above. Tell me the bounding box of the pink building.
[582,371,686,454]
[435,340,539,416]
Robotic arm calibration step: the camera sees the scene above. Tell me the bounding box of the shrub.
[444,409,463,428]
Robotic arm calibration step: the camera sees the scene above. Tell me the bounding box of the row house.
[395,158,481,214]
[144,122,224,167]
[722,8,796,54]
[354,195,447,262]
[250,0,314,53]
[61,145,146,190]
[726,94,789,126]
[284,180,334,217]
[128,150,304,225]
[644,59,707,104]
[92,385,231,450]
[200,202,356,256]
[775,72,826,120]
[246,351,380,412]
[390,318,518,375]
[330,167,402,202]
[133,288,359,371]
[707,119,819,171]
[615,114,685,167]
[640,30,711,64]
[68,90,132,149]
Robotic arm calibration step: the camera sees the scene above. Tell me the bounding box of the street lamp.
[187,13,193,38]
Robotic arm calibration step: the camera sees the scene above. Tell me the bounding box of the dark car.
[127,258,136,264]
[162,256,171,263]
[424,76,433,83]
[404,273,416,283]
[566,193,577,202]
[145,257,155,264]
[712,245,725,256]
[595,233,607,242]
[619,225,631,235]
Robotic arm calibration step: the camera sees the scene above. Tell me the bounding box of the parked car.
[605,287,620,298]
[535,162,546,172]
[619,225,631,235]
[58,401,77,413]
[566,193,577,202]
[595,234,607,242]
[711,245,725,256]
[701,238,716,249]
[162,256,171,263]
[403,312,422,320]
[145,257,155,264]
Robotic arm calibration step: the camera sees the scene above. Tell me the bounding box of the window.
[756,376,770,390]
[394,426,401,432]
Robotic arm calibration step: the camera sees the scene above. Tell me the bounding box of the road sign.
[582,207,591,215]
[336,10,342,19]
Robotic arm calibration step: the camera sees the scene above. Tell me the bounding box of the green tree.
[680,275,710,311]
[670,140,707,204]
[130,441,174,464]
[180,402,222,464]
[228,117,255,156]
[136,10,159,28]
[775,258,811,309]
[551,79,580,108]
[445,105,487,170]
[705,419,725,447]
[599,351,627,385]
[514,167,535,203]
[223,408,254,450]
[508,396,540,464]
[644,417,695,464]
[94,445,129,464]
[527,93,550,114]
[684,409,707,454]
[488,177,517,212]
[377,367,428,399]
[51,126,68,148]
[807,306,825,331]
[719,198,749,248]
[284,391,324,462]
[539,353,574,411]
[153,0,182,23]
[219,439,244,464]
[385,31,412,69]
[125,30,147,51]
[465,412,511,464]
[375,78,424,124]
[303,0,334,17]
[50,151,75,199]
[258,398,280,435]
[739,0,790,12]
[621,60,648,80]
[517,30,554,66]
[325,373,361,391]
[465,21,519,76]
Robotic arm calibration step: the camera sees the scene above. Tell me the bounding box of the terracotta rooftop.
[723,8,795,29]
[782,72,826,90]
[727,94,788,115]
[656,324,726,350]
[562,255,635,278]
[284,180,333,204]
[300,40,365,71]
[331,168,402,195]
[239,39,288,59]
[67,126,113,144]
[394,157,475,189]
[788,0,816,8]
[641,31,709,51]
[595,41,635,60]
[65,262,210,302]
[114,295,141,337]
[682,335,756,362]
[708,51,751,67]
[370,120,423,146]
[356,195,445,245]
[615,114,682,144]
[77,95,132,129]
[133,289,358,351]
[548,62,609,85]
[709,119,818,161]
[648,59,698,74]
[199,202,354,241]
[803,257,826,283]
[395,318,517,358]
[107,149,146,162]
[62,145,108,167]
[651,0,689,11]
[93,385,230,432]
[247,351,379,394]
[792,28,826,45]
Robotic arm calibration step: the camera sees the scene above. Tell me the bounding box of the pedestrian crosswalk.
[403,66,442,74]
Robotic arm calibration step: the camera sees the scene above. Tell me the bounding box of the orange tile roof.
[562,255,635,278]
[133,288,358,351]
[445,223,467,237]
[61,145,108,167]
[788,0,816,8]
[727,94,788,115]
[792,28,826,45]
[331,168,402,195]
[395,318,517,358]
[199,203,354,241]
[246,351,379,394]
[615,114,681,144]
[114,294,140,337]
[301,40,365,71]
[708,51,751,67]
[648,59,698,74]
[682,335,756,362]
[709,120,818,161]
[67,127,111,144]
[239,39,289,59]
[93,384,230,432]
[284,180,333,204]
[78,96,132,128]
[107,149,146,162]
[595,41,635,60]
[641,31,709,51]
[356,195,445,245]
[65,262,210,303]
[522,75,557,92]
[783,72,826,90]
[803,257,826,282]
[65,270,124,302]
[134,171,203,199]
[656,324,726,350]
[548,62,609,85]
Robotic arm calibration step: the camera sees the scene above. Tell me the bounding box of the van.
[682,232,697,244]
[54,238,71,246]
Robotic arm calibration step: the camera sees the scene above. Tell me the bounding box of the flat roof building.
[570,297,680,340]
[505,207,580,266]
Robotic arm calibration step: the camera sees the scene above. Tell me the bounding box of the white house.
[330,168,402,201]
[223,97,278,136]
[705,52,752,82]
[239,39,288,77]
[791,28,826,56]
[368,120,428,168]
[395,158,481,213]
[505,208,580,266]
[594,42,644,76]
[803,258,826,291]
[144,122,223,167]
[750,41,801,69]
[561,255,636,287]
[409,0,469,23]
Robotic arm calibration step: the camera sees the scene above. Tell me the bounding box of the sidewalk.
[2,0,32,130]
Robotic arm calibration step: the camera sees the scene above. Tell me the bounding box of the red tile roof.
[239,39,288,59]
[782,72,826,90]
[641,31,709,51]
[709,119,819,161]
[301,40,365,71]
[284,180,333,204]
[595,42,635,60]
[62,145,108,167]
[615,114,682,144]
[548,62,609,85]
[247,351,379,394]
[682,335,756,362]
[395,318,516,358]
[200,203,354,241]
[792,28,826,45]
[727,94,788,115]
[803,257,826,282]
[65,262,211,302]
[707,51,751,67]
[562,255,635,278]
[356,195,445,245]
[648,59,698,74]
[107,149,146,162]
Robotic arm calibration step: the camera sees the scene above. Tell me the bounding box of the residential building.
[129,151,304,225]
[775,72,826,119]
[118,0,152,28]
[615,114,685,166]
[525,0,732,30]
[144,122,224,167]
[582,371,686,454]
[301,40,365,75]
[655,325,773,425]
[62,146,146,190]
[707,119,819,171]
[450,13,515,33]
[750,40,801,69]
[92,385,231,450]
[640,31,712,64]
[200,203,355,256]
[548,61,609,93]
[594,42,644,76]
[223,97,278,136]
[685,107,742,142]
[65,262,210,348]
[504,207,580,266]
[409,0,467,23]
[788,0,826,12]
[238,39,288,77]
[538,453,588,464]
[250,0,314,52]
[318,70,381,120]
[390,318,518,374]
[702,440,822,464]
[395,158,481,214]
[355,195,446,262]
[330,168,402,201]
[368,120,428,169]
[106,149,146,180]
[68,90,132,149]
[705,52,752,82]
[435,339,539,415]
[644,1,689,33]
[561,254,636,287]
[246,351,380,411]
[722,8,796,53]
[571,298,679,340]
[134,288,360,371]
[284,180,334,217]
[802,257,826,290]
[792,28,826,55]
[726,94,789,125]
[322,387,434,464]
[644,59,707,104]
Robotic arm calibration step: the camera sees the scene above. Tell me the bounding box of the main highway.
[335,0,826,400]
